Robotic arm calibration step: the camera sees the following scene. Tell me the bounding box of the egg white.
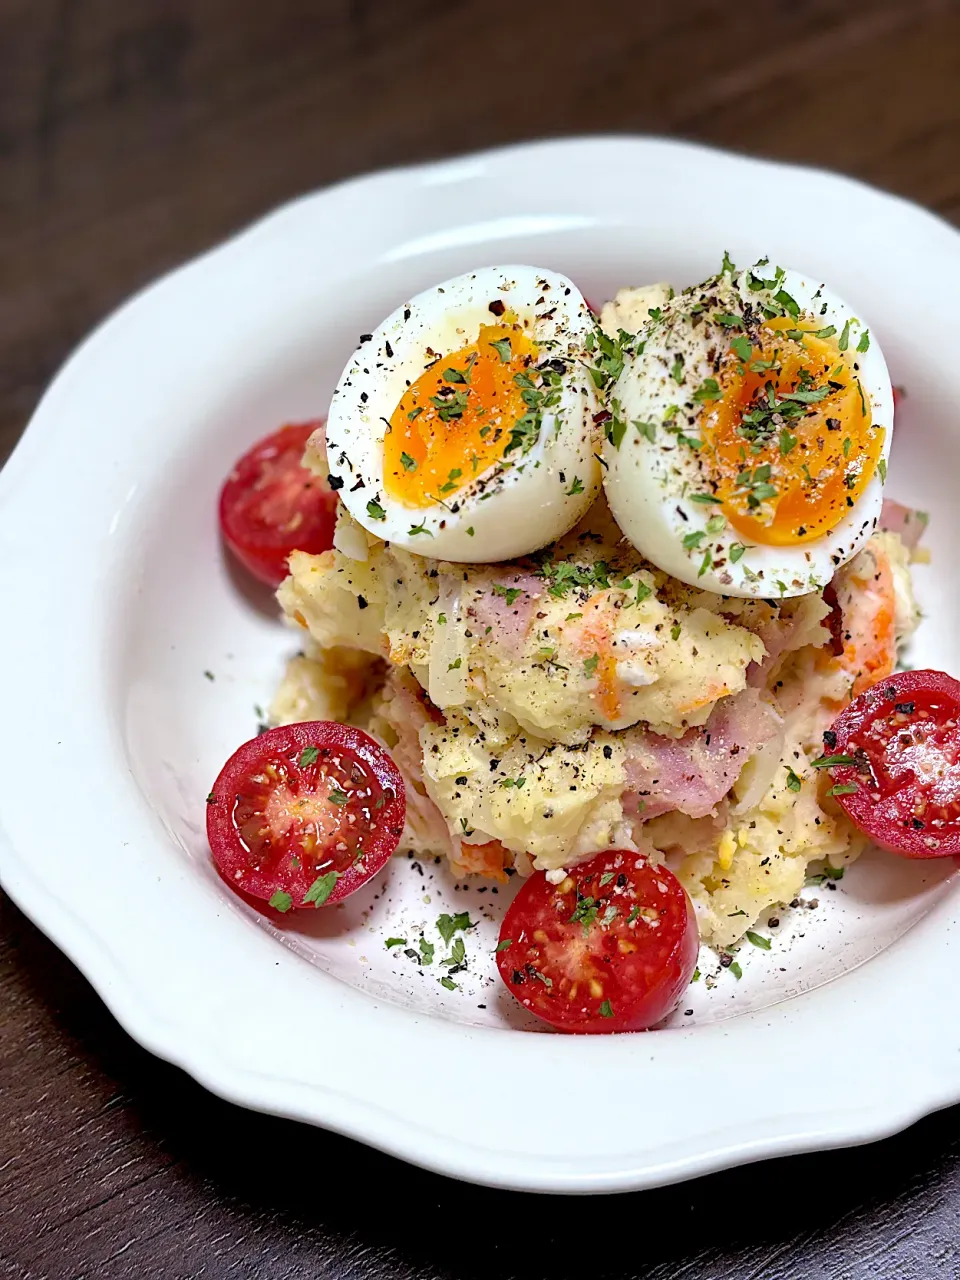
[325,266,602,563]
[603,263,894,598]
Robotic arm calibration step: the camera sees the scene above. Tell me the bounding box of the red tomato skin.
[206,721,406,909]
[496,850,698,1034]
[219,421,337,587]
[827,669,960,859]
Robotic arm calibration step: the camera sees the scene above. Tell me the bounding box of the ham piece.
[879,498,927,551]
[467,570,543,655]
[623,688,782,821]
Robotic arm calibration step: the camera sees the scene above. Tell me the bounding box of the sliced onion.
[732,723,787,812]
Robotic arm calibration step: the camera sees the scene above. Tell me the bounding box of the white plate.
[2,136,960,1194]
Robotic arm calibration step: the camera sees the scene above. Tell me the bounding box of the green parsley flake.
[690,492,724,505]
[408,521,432,536]
[693,377,722,403]
[583,653,600,677]
[492,583,523,606]
[811,753,857,768]
[746,930,771,950]
[838,318,852,351]
[878,458,887,484]
[447,658,462,671]
[385,937,406,949]
[785,767,803,792]
[566,476,584,496]
[670,622,682,641]
[729,543,747,563]
[495,939,513,953]
[303,871,340,906]
[437,912,473,945]
[721,251,736,275]
[298,746,320,767]
[443,366,468,384]
[366,499,387,521]
[828,782,859,796]
[418,937,435,966]
[857,329,870,353]
[407,406,423,421]
[731,335,752,362]
[682,531,705,550]
[599,999,614,1018]
[400,452,417,472]
[729,960,743,980]
[698,549,712,578]
[440,976,458,991]
[671,354,685,384]
[635,419,657,443]
[268,890,293,913]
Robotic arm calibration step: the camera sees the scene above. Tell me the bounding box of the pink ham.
[467,569,543,655]
[879,498,927,551]
[622,688,782,821]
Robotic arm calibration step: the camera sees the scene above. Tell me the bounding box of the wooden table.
[2,3,960,1275]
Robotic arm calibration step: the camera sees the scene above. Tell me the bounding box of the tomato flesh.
[824,669,960,858]
[496,850,698,1033]
[219,420,337,587]
[206,721,405,909]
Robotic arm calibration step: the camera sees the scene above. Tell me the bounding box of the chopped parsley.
[583,653,600,676]
[713,312,741,327]
[447,657,462,671]
[269,890,293,913]
[682,531,705,550]
[418,937,435,966]
[635,419,657,443]
[490,337,511,362]
[408,521,432,536]
[298,746,320,767]
[566,476,585,496]
[599,999,614,1018]
[779,428,798,456]
[569,894,599,935]
[721,250,736,275]
[785,766,803,792]
[878,458,887,484]
[327,788,348,806]
[407,406,423,421]
[811,753,857,768]
[366,499,387,521]
[437,912,473,945]
[495,939,513,953]
[690,492,723,505]
[693,377,722,402]
[729,960,743,980]
[443,366,469,384]
[400,451,417,472]
[828,782,859,796]
[857,329,870,353]
[492,582,524,606]
[838,318,852,351]
[670,622,682,641]
[746,930,771,950]
[303,871,340,906]
[729,542,746,563]
[670,354,685,384]
[440,976,458,991]
[731,334,752,362]
[430,388,470,421]
[385,937,406,949]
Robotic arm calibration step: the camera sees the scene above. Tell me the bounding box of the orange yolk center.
[384,320,537,507]
[700,317,884,545]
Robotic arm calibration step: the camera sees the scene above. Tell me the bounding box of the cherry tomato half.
[206,721,406,911]
[219,421,337,587]
[823,669,960,858]
[496,850,698,1033]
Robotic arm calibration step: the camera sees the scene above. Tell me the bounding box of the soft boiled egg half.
[324,266,602,562]
[603,260,893,598]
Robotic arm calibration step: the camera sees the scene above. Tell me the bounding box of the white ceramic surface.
[2,136,960,1194]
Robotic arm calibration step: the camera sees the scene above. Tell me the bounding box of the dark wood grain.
[2,2,959,1276]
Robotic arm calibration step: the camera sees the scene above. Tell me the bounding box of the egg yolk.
[384,320,537,508]
[699,318,885,545]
